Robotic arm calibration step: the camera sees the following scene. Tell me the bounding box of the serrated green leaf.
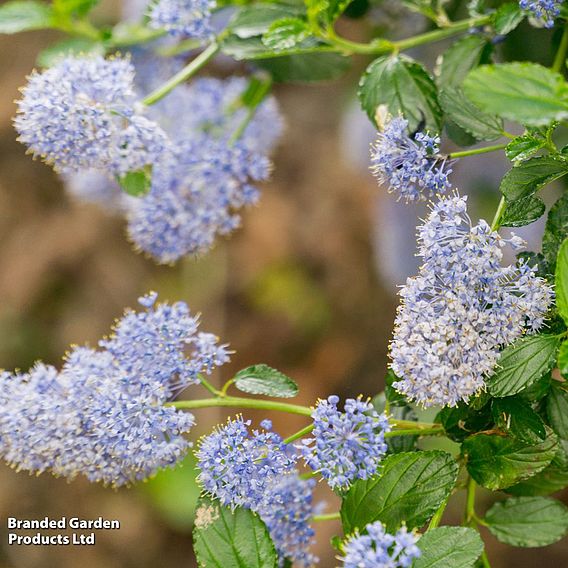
[543,194,568,271]
[0,0,53,34]
[117,169,152,197]
[556,238,568,324]
[547,383,568,440]
[463,427,558,490]
[438,400,493,443]
[436,35,490,88]
[558,341,568,377]
[492,397,546,443]
[340,451,458,534]
[262,18,310,50]
[499,156,568,202]
[358,54,442,133]
[484,496,568,547]
[233,364,299,398]
[414,526,484,568]
[487,335,561,397]
[256,52,350,82]
[492,2,525,34]
[500,195,546,227]
[506,135,546,162]
[464,63,568,126]
[229,4,304,38]
[193,497,278,568]
[439,87,503,141]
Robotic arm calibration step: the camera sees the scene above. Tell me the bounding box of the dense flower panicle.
[148,0,215,38]
[340,522,421,568]
[126,137,271,263]
[300,396,390,490]
[0,293,227,485]
[196,417,297,509]
[15,56,169,175]
[258,475,318,567]
[520,0,562,27]
[390,195,553,407]
[370,115,452,202]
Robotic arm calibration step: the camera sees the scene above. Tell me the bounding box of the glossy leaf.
[436,35,489,88]
[0,0,53,33]
[555,237,568,324]
[543,193,568,271]
[491,397,546,443]
[233,364,299,398]
[547,383,568,440]
[414,526,484,568]
[500,195,546,227]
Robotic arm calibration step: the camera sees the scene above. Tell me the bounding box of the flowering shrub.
[2,0,568,565]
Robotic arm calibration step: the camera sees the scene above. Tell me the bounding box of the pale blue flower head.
[148,0,215,38]
[300,396,390,490]
[15,55,169,175]
[520,0,562,27]
[340,522,421,568]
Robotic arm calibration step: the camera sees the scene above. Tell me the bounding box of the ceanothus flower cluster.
[300,396,390,490]
[0,292,229,486]
[340,522,421,568]
[370,114,452,202]
[520,0,562,27]
[196,418,317,566]
[148,0,215,39]
[15,56,168,176]
[390,195,553,407]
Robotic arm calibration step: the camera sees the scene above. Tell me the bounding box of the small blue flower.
[390,194,553,407]
[340,521,421,568]
[15,55,169,175]
[148,0,215,39]
[520,0,562,27]
[300,396,390,490]
[370,115,452,202]
[196,417,297,509]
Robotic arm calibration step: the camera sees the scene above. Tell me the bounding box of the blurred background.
[0,0,567,566]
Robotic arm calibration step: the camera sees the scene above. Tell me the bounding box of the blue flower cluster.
[58,64,284,263]
[340,522,421,568]
[300,396,390,490]
[148,0,215,39]
[370,114,452,202]
[197,418,317,566]
[0,293,229,486]
[520,0,562,27]
[15,56,168,176]
[390,195,553,407]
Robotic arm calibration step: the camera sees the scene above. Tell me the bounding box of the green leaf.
[53,0,99,17]
[464,63,568,127]
[492,397,546,443]
[0,0,53,34]
[439,87,503,141]
[543,193,568,271]
[340,451,458,534]
[436,35,490,88]
[462,427,558,490]
[492,2,525,34]
[558,341,568,377]
[233,364,299,398]
[414,526,484,568]
[487,335,561,397]
[547,383,568,440]
[36,37,104,68]
[499,156,568,202]
[500,195,546,228]
[437,399,493,443]
[256,52,350,82]
[117,169,152,197]
[358,54,442,133]
[505,134,546,163]
[555,237,568,324]
[230,4,304,38]
[262,18,310,50]
[507,441,568,496]
[193,497,278,568]
[484,496,568,547]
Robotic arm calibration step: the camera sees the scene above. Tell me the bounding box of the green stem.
[199,374,222,397]
[312,512,341,522]
[386,426,445,437]
[553,23,568,74]
[490,196,507,232]
[449,143,508,159]
[465,476,477,525]
[479,550,492,568]
[284,424,314,444]
[428,495,449,530]
[143,42,221,105]
[169,396,313,416]
[391,419,440,430]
